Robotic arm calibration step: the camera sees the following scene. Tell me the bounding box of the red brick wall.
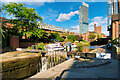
[10,36,19,50]
[94,25,101,35]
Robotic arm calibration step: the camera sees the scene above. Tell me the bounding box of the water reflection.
[65,45,102,53]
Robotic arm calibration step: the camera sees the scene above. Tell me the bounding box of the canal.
[65,45,102,53]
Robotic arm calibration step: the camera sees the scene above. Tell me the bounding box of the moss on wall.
[1,55,41,79]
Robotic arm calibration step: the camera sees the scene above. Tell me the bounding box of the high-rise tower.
[79,2,89,34]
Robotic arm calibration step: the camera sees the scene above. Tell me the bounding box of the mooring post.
[57,55,58,65]
[54,54,55,66]
[59,55,61,63]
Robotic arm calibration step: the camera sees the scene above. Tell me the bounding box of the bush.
[27,46,32,49]
[67,35,75,42]
[83,40,86,42]
[76,43,83,47]
[37,43,45,50]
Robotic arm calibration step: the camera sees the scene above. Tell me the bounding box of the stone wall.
[1,51,67,79]
[112,45,120,60]
[1,55,41,79]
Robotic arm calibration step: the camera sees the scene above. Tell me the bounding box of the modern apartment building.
[107,0,120,40]
[79,2,89,34]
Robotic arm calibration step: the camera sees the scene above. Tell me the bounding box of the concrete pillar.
[10,36,19,50]
[116,21,119,39]
[112,22,116,40]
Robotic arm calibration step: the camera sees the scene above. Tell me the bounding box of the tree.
[74,35,83,41]
[2,2,42,38]
[97,34,102,38]
[49,32,59,39]
[67,35,75,42]
[101,33,105,36]
[56,36,64,42]
[49,32,64,42]
[89,34,96,40]
[24,28,48,42]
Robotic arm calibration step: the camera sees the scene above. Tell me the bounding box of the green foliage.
[89,34,96,40]
[49,32,58,39]
[27,46,32,49]
[0,27,5,39]
[66,35,81,42]
[113,38,118,44]
[2,2,43,37]
[49,32,64,42]
[76,42,90,47]
[23,28,47,39]
[101,33,105,36]
[56,36,64,42]
[74,35,78,41]
[83,40,86,42]
[67,35,75,42]
[76,43,83,47]
[36,43,45,50]
[97,34,102,38]
[2,32,9,48]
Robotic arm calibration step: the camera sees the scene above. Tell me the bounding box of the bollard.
[48,56,50,69]
[51,56,53,67]
[59,56,61,63]
[50,56,51,68]
[57,55,58,65]
[54,55,55,66]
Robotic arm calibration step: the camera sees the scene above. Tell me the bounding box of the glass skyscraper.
[79,2,89,34]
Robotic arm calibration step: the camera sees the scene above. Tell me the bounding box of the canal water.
[65,45,102,53]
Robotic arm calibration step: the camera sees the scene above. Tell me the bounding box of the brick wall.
[94,24,101,35]
[10,36,19,50]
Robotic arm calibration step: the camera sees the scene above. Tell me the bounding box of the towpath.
[26,46,120,79]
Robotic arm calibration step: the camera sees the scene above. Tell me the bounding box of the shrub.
[27,46,32,49]
[37,43,45,50]
[83,40,86,42]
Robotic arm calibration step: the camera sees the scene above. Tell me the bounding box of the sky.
[1,1,109,36]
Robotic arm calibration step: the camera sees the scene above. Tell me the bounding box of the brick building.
[94,24,101,35]
[82,31,97,41]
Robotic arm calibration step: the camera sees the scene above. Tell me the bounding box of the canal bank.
[0,51,67,79]
[26,45,119,79]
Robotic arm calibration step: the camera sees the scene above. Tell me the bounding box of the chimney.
[94,24,96,32]
[94,24,96,27]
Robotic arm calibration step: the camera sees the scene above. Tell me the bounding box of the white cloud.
[56,10,79,22]
[89,16,108,36]
[2,0,55,8]
[23,2,44,7]
[2,0,55,2]
[102,31,109,36]
[70,25,79,33]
